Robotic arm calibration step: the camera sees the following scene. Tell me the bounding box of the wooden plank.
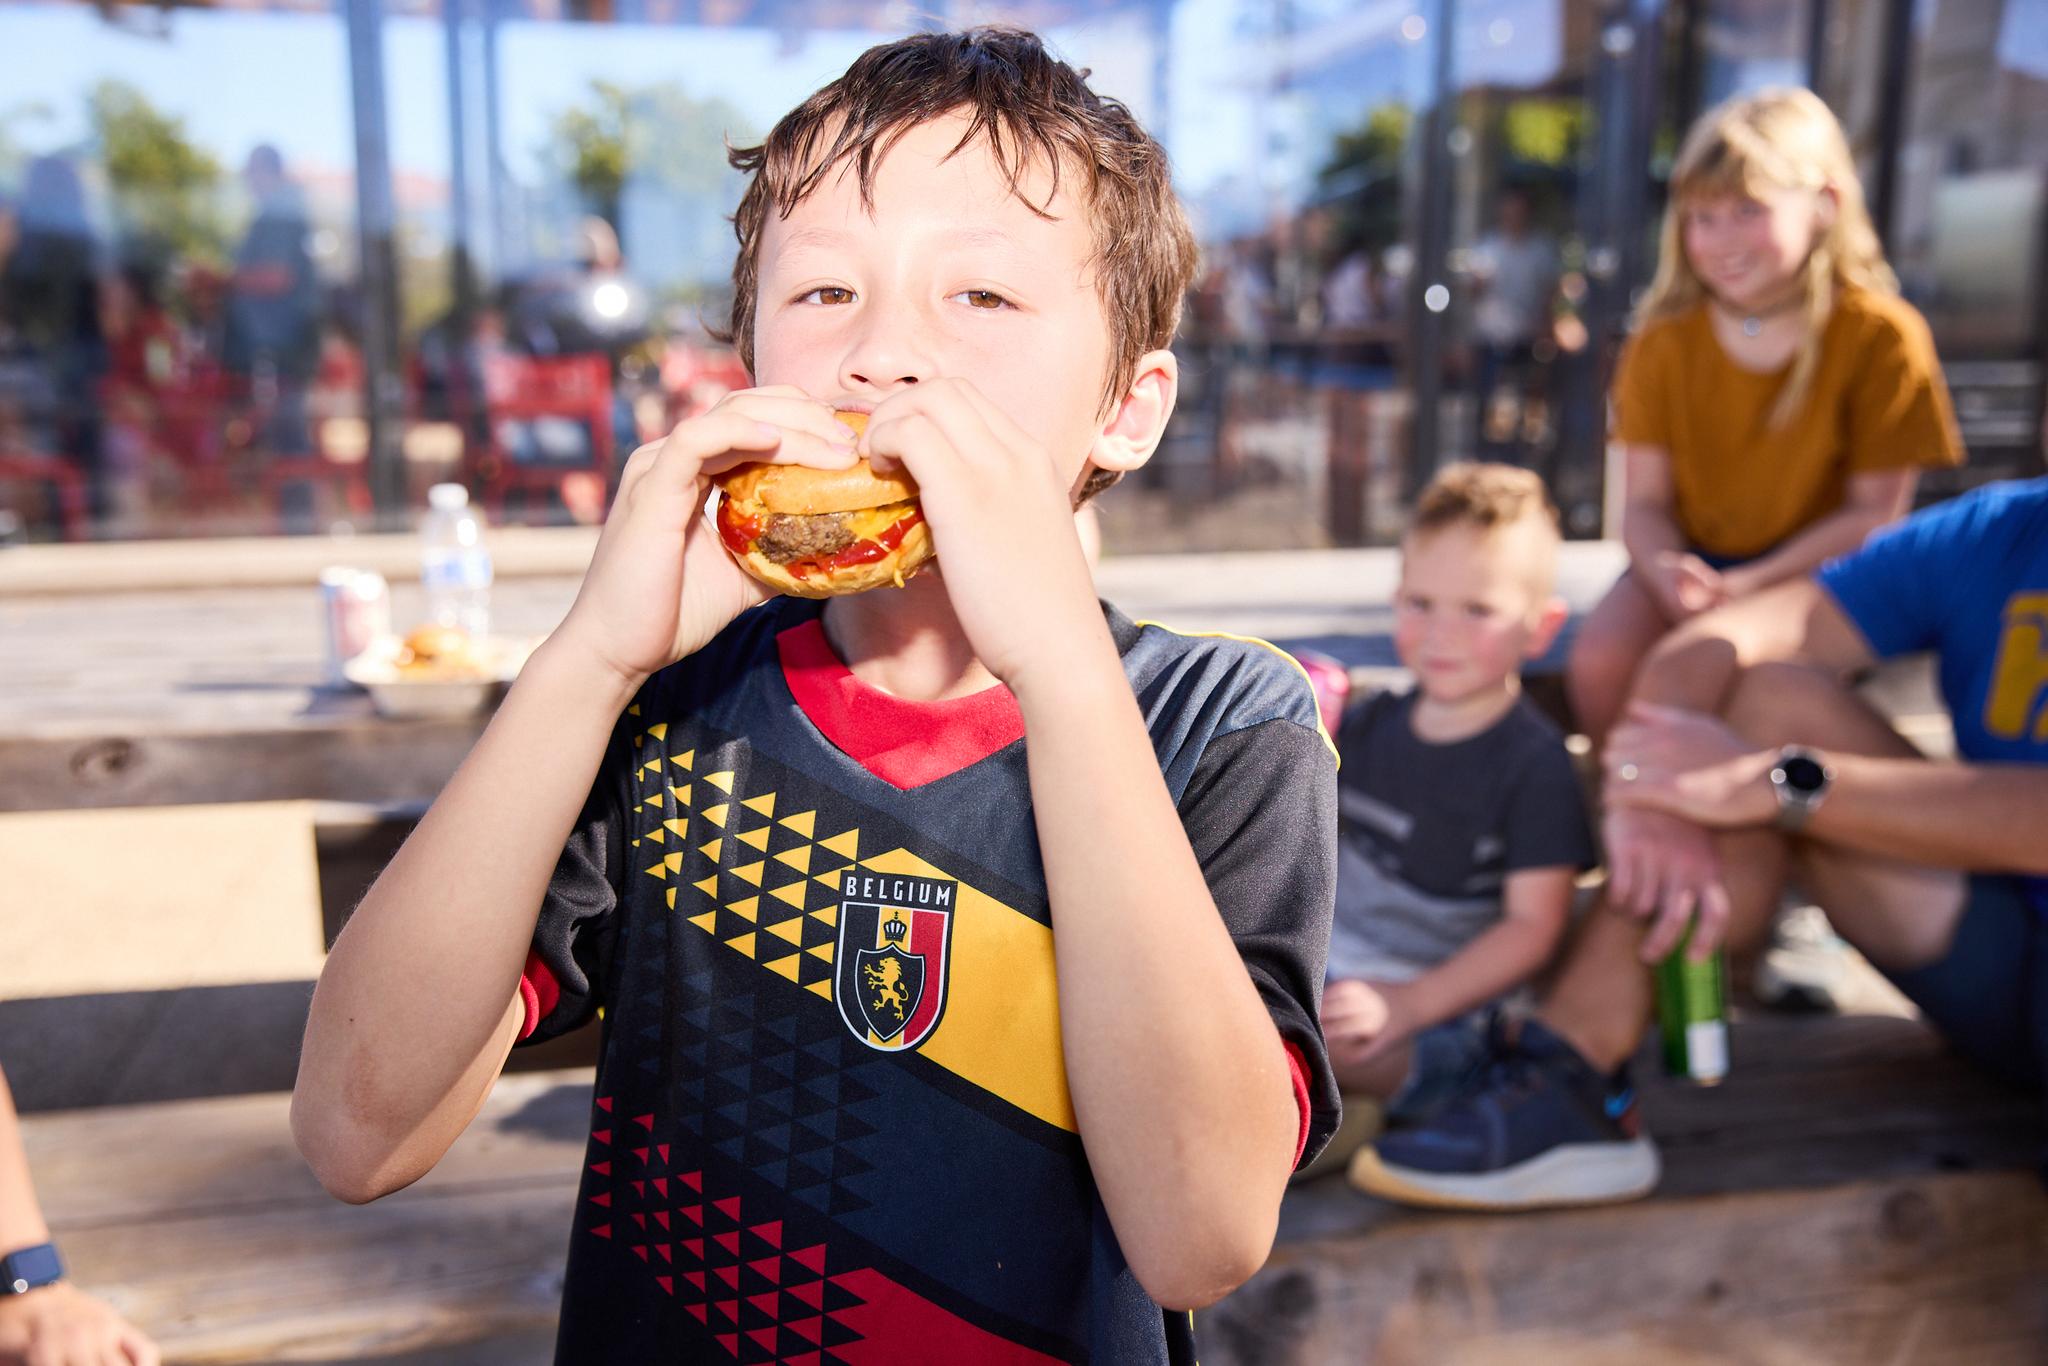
[0,802,325,996]
[25,1071,594,1363]
[1203,1172,2048,1366]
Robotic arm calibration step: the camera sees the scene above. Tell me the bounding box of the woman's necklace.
[1720,290,1804,338]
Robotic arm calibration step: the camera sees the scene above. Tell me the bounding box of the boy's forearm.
[1401,915,1564,1032]
[293,638,638,1199]
[1013,632,1297,1310]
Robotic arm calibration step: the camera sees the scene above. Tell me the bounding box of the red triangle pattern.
[586,1106,876,1361]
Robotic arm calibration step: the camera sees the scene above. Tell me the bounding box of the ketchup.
[716,498,762,557]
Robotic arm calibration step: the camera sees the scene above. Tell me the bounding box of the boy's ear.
[1089,348,1178,474]
[1524,595,1570,660]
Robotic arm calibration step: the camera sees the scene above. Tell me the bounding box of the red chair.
[0,451,88,541]
[476,352,616,520]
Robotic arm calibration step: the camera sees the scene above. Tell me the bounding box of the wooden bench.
[21,1010,2044,1363]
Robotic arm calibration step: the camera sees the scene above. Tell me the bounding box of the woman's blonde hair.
[1636,87,1896,428]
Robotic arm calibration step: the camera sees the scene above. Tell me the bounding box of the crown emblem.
[882,916,909,945]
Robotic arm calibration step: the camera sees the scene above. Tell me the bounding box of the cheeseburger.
[712,411,935,598]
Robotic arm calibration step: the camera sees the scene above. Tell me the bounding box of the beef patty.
[758,511,855,565]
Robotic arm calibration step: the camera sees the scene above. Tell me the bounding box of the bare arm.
[1811,757,2048,873]
[0,1068,49,1256]
[1020,644,1300,1312]
[1397,867,1575,1032]
[1724,469,1918,597]
[1617,444,1687,579]
[291,644,635,1203]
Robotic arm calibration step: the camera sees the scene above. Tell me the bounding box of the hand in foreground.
[550,388,857,689]
[1650,551,1727,619]
[0,1282,160,1366]
[860,379,1103,688]
[1606,702,1779,830]
[1321,979,1419,1067]
[1602,804,1732,963]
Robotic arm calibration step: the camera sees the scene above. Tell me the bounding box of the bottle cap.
[428,483,471,512]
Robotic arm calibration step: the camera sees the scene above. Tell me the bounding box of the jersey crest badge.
[835,870,955,1051]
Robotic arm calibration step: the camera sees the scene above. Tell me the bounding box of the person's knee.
[1721,661,1857,747]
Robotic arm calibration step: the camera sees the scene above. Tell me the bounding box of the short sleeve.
[517,719,633,1045]
[1816,487,1989,660]
[1176,717,1342,1171]
[1501,737,1597,874]
[1847,305,1965,474]
[1609,326,1672,449]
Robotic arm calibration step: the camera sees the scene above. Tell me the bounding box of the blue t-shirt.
[1817,478,2048,915]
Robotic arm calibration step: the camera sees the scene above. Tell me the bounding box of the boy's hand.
[1321,979,1417,1064]
[551,388,857,690]
[0,1281,161,1366]
[860,379,1101,689]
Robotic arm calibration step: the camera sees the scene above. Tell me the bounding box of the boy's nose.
[837,299,937,396]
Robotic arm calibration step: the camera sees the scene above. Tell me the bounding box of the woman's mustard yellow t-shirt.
[1611,285,1964,560]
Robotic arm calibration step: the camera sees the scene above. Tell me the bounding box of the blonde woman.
[1567,88,1964,746]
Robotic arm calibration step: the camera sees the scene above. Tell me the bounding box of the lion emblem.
[863,954,911,1024]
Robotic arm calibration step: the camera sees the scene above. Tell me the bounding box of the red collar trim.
[776,617,1026,789]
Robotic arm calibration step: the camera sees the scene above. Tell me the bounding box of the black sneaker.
[1348,1018,1660,1210]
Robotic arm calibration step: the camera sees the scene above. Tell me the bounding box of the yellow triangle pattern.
[646,828,666,846]
[767,918,805,947]
[673,749,694,771]
[809,906,837,929]
[627,704,641,717]
[647,723,668,742]
[805,943,834,963]
[769,881,807,911]
[640,795,664,812]
[742,792,777,818]
[669,784,692,809]
[737,827,771,852]
[665,853,684,873]
[732,861,765,887]
[687,910,717,934]
[699,839,723,864]
[726,932,756,959]
[645,861,669,880]
[665,888,676,910]
[773,845,813,874]
[663,818,688,838]
[704,770,735,794]
[726,897,759,923]
[692,874,719,900]
[700,803,729,828]
[805,979,833,1000]
[764,954,802,982]
[818,829,860,861]
[813,868,843,891]
[779,810,816,839]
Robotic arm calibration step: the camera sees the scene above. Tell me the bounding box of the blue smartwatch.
[0,1242,64,1295]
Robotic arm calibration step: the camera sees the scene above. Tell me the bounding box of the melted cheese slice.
[840,500,916,542]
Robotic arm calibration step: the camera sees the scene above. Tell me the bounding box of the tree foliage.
[88,79,227,264]
[546,78,752,233]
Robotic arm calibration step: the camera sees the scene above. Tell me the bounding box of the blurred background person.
[223,144,319,459]
[1468,187,1561,469]
[0,155,103,518]
[1567,88,1965,752]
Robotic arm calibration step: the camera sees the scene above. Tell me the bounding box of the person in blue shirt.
[1352,477,2048,1208]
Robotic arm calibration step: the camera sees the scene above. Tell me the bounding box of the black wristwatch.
[0,1242,64,1295]
[1770,745,1834,831]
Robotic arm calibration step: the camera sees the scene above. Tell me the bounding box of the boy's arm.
[293,397,858,1202]
[861,379,1314,1313]
[291,643,635,1203]
[1020,651,1307,1313]
[1386,867,1575,1036]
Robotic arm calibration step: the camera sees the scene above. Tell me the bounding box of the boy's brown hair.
[723,27,1198,499]
[1407,462,1562,597]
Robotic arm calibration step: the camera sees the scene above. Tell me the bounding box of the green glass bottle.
[1656,921,1729,1085]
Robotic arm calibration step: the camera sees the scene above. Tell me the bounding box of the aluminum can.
[320,566,391,684]
[1656,921,1729,1085]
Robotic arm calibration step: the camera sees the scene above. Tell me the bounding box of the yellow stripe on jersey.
[857,847,1075,1133]
[1128,618,1340,761]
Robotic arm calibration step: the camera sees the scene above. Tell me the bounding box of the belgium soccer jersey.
[518,596,1340,1364]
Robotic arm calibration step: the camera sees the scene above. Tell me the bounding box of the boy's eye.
[1465,603,1496,619]
[952,289,1011,310]
[798,286,855,306]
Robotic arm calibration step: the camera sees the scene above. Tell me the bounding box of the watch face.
[1779,754,1828,795]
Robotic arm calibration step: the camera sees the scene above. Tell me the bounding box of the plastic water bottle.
[420,483,493,636]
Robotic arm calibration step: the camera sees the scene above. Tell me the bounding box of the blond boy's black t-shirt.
[516,596,1340,1365]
